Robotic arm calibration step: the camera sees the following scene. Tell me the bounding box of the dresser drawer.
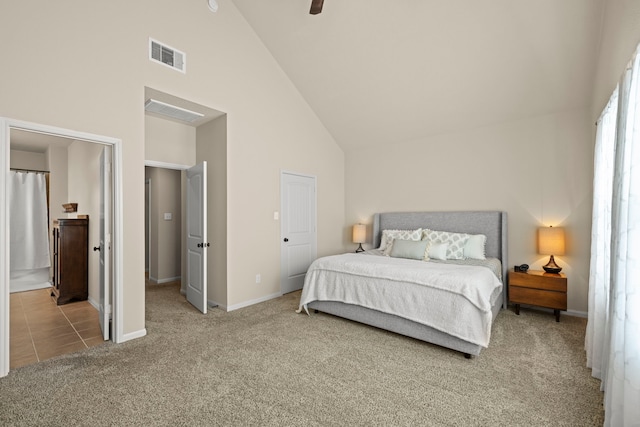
[509,286,567,310]
[509,271,567,292]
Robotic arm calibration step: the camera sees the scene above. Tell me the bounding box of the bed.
[297,211,508,358]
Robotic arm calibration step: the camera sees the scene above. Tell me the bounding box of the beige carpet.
[1,282,604,426]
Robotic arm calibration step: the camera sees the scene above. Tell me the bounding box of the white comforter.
[297,253,503,347]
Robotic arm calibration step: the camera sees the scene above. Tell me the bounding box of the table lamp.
[353,224,366,253]
[538,226,565,273]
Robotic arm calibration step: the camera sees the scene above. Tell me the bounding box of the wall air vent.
[144,99,204,123]
[149,38,186,73]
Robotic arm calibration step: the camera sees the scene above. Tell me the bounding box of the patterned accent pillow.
[422,229,470,260]
[378,228,422,251]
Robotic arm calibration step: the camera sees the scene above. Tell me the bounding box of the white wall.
[345,108,594,313]
[591,0,640,120]
[196,115,227,307]
[66,141,103,305]
[45,144,69,281]
[9,150,46,171]
[145,115,196,166]
[45,145,69,226]
[146,167,182,283]
[145,168,158,282]
[0,1,344,335]
[344,0,640,317]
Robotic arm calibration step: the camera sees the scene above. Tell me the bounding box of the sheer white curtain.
[586,45,640,426]
[8,171,51,271]
[586,88,617,379]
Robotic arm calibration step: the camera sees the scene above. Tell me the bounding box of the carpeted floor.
[0,282,604,426]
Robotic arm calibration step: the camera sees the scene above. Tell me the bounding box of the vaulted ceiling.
[232,0,604,151]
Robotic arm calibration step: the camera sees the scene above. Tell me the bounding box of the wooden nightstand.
[509,269,567,322]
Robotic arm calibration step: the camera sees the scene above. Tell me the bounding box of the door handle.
[283,238,289,242]
[93,246,101,252]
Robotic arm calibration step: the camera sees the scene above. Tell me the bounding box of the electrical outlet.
[255,274,261,284]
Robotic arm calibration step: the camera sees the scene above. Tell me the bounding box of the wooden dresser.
[51,218,89,305]
[509,269,567,321]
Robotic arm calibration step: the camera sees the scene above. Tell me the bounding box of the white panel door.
[99,147,111,341]
[186,162,207,313]
[280,172,316,294]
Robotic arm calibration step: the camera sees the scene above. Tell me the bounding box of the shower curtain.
[9,171,51,293]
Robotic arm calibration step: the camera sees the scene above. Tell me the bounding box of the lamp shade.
[352,224,366,244]
[538,226,565,255]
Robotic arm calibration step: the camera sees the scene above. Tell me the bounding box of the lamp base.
[355,243,364,253]
[543,255,562,274]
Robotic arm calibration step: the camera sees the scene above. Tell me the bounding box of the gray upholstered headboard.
[373,211,508,307]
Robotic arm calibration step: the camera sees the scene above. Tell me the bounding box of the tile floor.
[10,288,105,369]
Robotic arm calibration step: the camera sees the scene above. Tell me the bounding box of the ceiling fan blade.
[310,0,324,14]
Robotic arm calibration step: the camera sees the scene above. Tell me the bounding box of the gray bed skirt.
[308,290,503,357]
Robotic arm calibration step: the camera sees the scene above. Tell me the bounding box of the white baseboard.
[226,292,282,312]
[511,304,587,318]
[87,297,99,311]
[119,328,147,343]
[178,289,222,310]
[156,276,181,284]
[565,309,587,318]
[148,276,180,284]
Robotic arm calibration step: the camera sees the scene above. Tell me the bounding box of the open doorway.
[143,87,226,313]
[0,118,124,378]
[143,161,209,314]
[9,132,104,369]
[144,165,186,316]
[145,166,183,286]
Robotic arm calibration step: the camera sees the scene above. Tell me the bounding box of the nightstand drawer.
[509,286,567,310]
[509,271,567,292]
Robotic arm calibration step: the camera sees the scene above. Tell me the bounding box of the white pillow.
[378,228,422,251]
[427,242,448,260]
[464,234,487,260]
[422,229,470,260]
